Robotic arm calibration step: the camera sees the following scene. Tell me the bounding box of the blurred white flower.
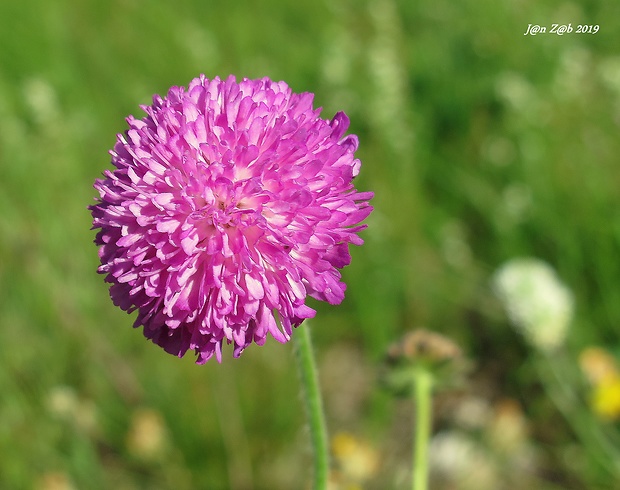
[493,258,574,351]
[452,395,492,431]
[430,431,499,490]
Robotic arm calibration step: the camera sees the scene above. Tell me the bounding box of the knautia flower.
[90,75,373,363]
[492,258,574,352]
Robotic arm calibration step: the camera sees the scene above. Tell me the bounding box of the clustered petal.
[90,75,373,363]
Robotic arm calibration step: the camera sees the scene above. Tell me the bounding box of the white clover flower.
[493,258,574,351]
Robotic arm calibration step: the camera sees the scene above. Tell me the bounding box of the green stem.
[293,325,329,490]
[413,367,434,490]
[536,352,620,479]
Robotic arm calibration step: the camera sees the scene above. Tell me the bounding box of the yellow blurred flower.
[126,408,169,461]
[591,376,620,421]
[35,472,76,490]
[486,399,529,454]
[579,347,620,421]
[331,432,379,486]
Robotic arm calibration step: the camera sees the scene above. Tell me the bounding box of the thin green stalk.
[413,367,433,490]
[293,325,329,490]
[536,352,620,479]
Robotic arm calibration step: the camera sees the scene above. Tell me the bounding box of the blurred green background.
[1,0,619,488]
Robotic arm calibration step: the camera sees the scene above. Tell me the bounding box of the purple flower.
[90,75,373,363]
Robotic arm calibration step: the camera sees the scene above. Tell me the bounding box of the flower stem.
[535,352,620,478]
[293,325,329,490]
[412,367,433,490]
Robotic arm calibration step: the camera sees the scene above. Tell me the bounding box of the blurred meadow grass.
[1,0,620,488]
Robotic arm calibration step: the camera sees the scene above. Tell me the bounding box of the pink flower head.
[90,75,373,363]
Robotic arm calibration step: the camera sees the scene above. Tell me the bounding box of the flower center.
[187,175,265,233]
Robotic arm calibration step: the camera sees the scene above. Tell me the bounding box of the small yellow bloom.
[578,347,620,420]
[126,408,169,461]
[35,472,76,490]
[591,376,620,421]
[331,432,379,484]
